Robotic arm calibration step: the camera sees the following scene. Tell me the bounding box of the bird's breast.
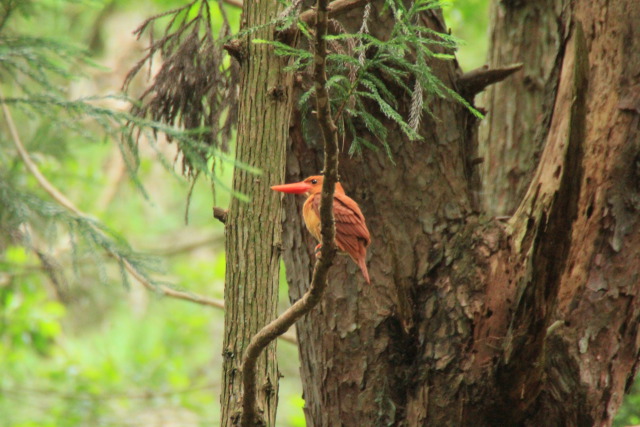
[303,197,322,242]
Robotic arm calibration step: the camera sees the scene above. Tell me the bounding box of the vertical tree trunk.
[220,2,295,425]
[478,0,565,216]
[283,3,480,425]
[280,0,640,425]
[478,1,640,422]
[524,1,640,423]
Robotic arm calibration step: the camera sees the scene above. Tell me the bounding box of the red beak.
[271,181,312,194]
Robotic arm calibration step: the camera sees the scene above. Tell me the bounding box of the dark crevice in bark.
[275,0,640,424]
[462,111,483,213]
[494,22,588,423]
[523,335,593,427]
[379,315,421,424]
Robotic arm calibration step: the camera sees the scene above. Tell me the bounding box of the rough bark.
[279,0,640,425]
[478,0,566,216]
[238,0,340,424]
[284,3,481,425]
[220,1,295,425]
[479,0,640,424]
[532,1,640,424]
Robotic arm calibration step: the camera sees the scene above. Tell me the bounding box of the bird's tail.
[342,240,370,284]
[357,256,370,285]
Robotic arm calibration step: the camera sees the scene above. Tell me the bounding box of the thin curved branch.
[130,260,301,343]
[239,0,341,423]
[1,92,299,346]
[4,105,83,216]
[153,233,224,256]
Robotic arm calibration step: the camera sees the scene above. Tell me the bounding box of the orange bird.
[271,175,371,284]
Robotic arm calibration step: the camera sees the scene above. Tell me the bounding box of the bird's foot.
[314,243,322,259]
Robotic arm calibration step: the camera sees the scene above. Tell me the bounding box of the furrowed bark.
[220,0,294,424]
[281,0,640,425]
[283,3,482,425]
[478,0,566,216]
[238,0,340,424]
[476,1,640,424]
[530,2,640,424]
[495,22,587,420]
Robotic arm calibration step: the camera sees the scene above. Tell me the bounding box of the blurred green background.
[0,1,637,426]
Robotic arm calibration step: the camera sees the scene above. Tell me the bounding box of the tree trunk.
[220,2,295,425]
[478,0,565,216]
[281,0,640,425]
[523,0,640,423]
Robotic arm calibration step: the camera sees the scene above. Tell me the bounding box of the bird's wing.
[311,192,370,253]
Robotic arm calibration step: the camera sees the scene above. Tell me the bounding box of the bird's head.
[271,175,343,197]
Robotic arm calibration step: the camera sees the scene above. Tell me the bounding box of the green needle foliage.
[0,0,485,289]
[0,0,200,291]
[257,0,483,158]
[127,0,482,173]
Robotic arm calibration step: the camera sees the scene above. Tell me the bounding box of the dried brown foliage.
[124,0,239,177]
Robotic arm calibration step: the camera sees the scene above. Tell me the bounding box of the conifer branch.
[2,95,299,346]
[1,93,222,313]
[239,0,340,423]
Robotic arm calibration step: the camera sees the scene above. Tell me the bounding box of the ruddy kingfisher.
[271,175,371,284]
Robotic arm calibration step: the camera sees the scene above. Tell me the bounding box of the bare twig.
[213,207,228,223]
[299,0,366,25]
[96,146,127,211]
[223,0,365,22]
[4,108,82,216]
[123,260,226,309]
[153,233,224,256]
[457,63,523,98]
[239,0,340,424]
[222,0,243,8]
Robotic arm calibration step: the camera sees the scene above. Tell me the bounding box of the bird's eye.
[311,179,317,184]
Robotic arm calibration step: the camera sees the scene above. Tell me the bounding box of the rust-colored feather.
[303,190,371,284]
